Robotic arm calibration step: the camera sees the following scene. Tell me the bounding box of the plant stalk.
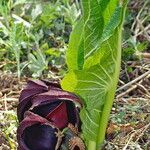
[96,5,129,147]
[88,141,97,150]
[96,2,128,148]
[97,27,122,149]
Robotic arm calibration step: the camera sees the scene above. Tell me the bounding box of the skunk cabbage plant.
[17,80,83,150]
[61,0,128,149]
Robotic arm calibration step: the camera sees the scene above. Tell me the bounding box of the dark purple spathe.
[17,79,82,150]
[17,112,60,150]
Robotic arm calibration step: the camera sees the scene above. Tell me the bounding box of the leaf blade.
[61,0,128,148]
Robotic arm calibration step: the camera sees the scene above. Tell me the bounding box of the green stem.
[96,3,128,147]
[96,84,118,148]
[88,141,96,150]
[96,28,122,149]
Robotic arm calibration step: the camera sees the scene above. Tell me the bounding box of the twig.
[135,65,150,71]
[123,123,150,150]
[116,85,137,99]
[0,97,18,102]
[136,52,150,59]
[119,79,125,85]
[116,70,150,92]
[134,123,150,143]
[136,18,150,42]
[120,97,149,102]
[136,24,150,37]
[122,132,135,150]
[131,0,149,31]
[3,94,8,111]
[137,83,150,95]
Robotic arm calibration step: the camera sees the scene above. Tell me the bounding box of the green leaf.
[84,5,122,59]
[80,108,100,144]
[28,50,48,77]
[66,19,84,70]
[81,0,104,60]
[62,28,121,142]
[31,4,42,20]
[66,0,123,71]
[61,0,128,149]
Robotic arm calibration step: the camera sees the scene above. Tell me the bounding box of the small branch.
[116,70,150,92]
[136,24,150,37]
[0,97,18,102]
[119,79,125,85]
[135,123,150,143]
[123,123,150,150]
[131,0,149,31]
[3,94,8,111]
[137,83,150,96]
[116,85,137,99]
[136,18,150,42]
[136,52,150,59]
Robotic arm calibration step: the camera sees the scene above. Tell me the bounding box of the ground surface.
[0,59,149,150]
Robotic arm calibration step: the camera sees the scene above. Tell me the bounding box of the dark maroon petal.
[46,102,68,129]
[26,80,48,90]
[28,89,82,129]
[19,88,47,103]
[18,80,49,121]
[17,98,32,122]
[31,90,82,108]
[17,88,49,122]
[30,100,79,129]
[66,101,80,126]
[23,124,57,150]
[17,111,59,150]
[31,101,61,118]
[19,80,49,103]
